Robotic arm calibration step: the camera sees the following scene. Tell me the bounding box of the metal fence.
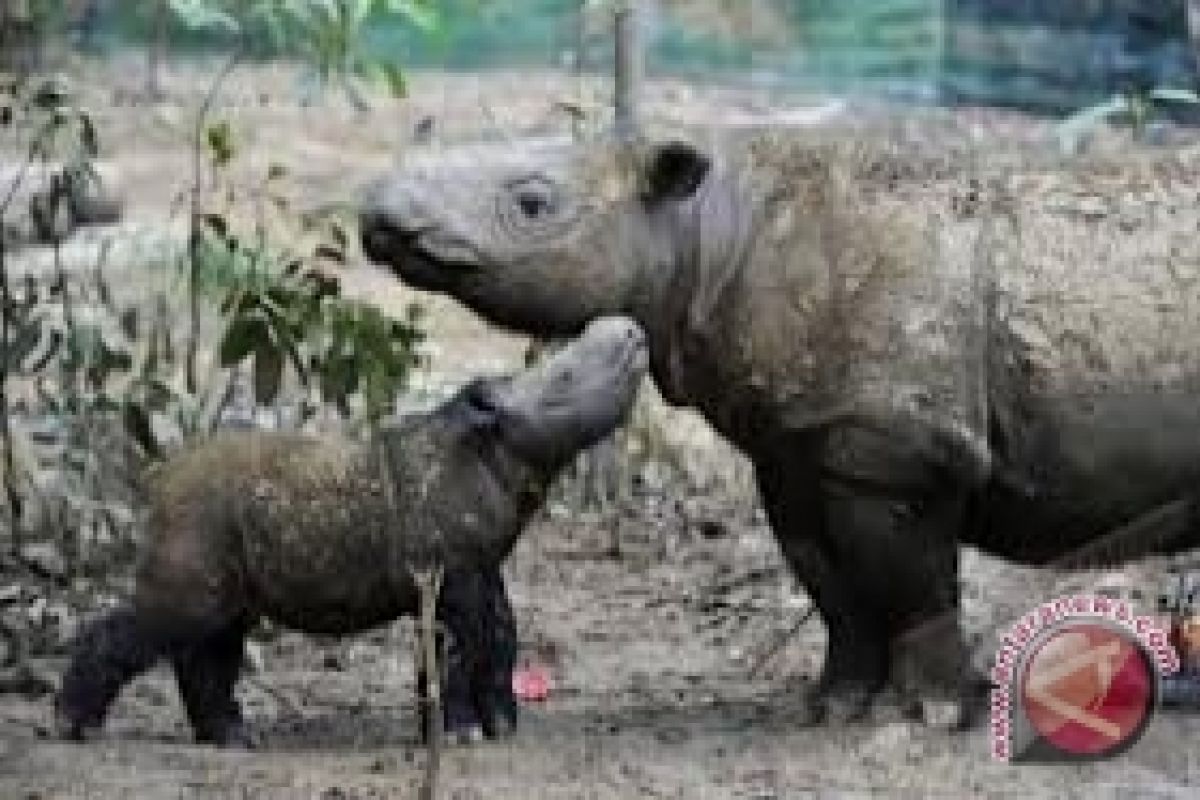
[23,0,1200,112]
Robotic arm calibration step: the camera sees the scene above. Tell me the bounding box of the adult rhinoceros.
[359,129,1200,727]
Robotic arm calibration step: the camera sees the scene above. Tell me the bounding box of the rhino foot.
[196,718,260,749]
[803,680,879,725]
[445,722,486,746]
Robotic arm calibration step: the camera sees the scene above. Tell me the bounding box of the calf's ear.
[640,141,710,204]
[462,378,502,432]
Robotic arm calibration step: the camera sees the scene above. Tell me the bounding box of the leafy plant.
[166,0,440,108]
[186,119,426,427]
[1,73,107,540]
[1057,86,1200,155]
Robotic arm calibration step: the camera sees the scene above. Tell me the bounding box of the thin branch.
[414,565,445,800]
[0,207,20,551]
[185,51,242,395]
[0,111,62,555]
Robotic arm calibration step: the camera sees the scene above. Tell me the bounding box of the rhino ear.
[462,378,502,432]
[641,141,710,204]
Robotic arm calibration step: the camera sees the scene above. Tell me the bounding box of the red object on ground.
[512,665,552,702]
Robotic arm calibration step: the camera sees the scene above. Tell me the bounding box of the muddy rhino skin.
[56,317,648,746]
[360,132,1200,728]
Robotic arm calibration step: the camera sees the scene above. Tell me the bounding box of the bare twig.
[0,110,61,554]
[0,218,19,549]
[613,0,643,140]
[413,564,445,800]
[185,52,242,395]
[748,603,815,679]
[146,0,168,101]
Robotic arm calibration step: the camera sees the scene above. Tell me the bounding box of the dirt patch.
[3,57,1200,797]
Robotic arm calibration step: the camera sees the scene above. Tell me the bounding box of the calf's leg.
[55,606,168,740]
[170,619,254,747]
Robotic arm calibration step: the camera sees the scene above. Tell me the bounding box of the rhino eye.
[509,179,560,220]
[519,191,551,218]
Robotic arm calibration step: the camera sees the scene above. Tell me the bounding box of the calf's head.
[461,316,648,469]
[359,138,711,337]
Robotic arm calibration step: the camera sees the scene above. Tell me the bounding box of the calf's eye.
[518,189,555,219]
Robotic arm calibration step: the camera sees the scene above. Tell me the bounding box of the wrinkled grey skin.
[56,316,648,747]
[359,134,1200,729]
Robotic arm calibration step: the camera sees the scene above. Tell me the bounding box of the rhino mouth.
[360,220,480,289]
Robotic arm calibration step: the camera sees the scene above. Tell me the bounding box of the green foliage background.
[65,0,1193,109]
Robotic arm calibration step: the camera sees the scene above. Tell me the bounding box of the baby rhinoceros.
[56,316,648,748]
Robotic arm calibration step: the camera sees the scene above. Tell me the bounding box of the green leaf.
[384,0,439,32]
[122,401,163,460]
[314,243,347,263]
[1056,95,1131,154]
[30,79,70,110]
[370,62,408,98]
[78,113,99,158]
[218,314,270,366]
[348,0,375,28]
[206,121,236,167]
[253,342,285,405]
[319,353,359,405]
[199,212,230,239]
[1148,87,1200,106]
[167,0,242,34]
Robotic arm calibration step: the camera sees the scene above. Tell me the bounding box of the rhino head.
[459,315,648,470]
[359,137,713,338]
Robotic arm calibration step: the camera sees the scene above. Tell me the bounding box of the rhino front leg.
[757,427,975,726]
[433,566,519,743]
[756,454,889,723]
[838,488,974,728]
[816,426,975,728]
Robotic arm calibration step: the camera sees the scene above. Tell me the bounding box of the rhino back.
[675,133,1200,452]
[665,134,986,447]
[136,416,526,636]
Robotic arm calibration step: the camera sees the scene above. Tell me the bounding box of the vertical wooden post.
[613,0,642,141]
[414,565,444,800]
[146,0,167,99]
[573,0,588,75]
[1187,0,1200,83]
[932,0,948,103]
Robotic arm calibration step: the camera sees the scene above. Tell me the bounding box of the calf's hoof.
[445,722,486,746]
[196,719,259,749]
[808,681,876,725]
[55,713,98,743]
[53,696,99,743]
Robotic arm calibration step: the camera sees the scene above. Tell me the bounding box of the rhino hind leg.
[170,620,255,747]
[55,606,167,741]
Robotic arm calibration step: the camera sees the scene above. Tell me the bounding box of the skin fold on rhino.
[359,130,1200,728]
[55,316,648,747]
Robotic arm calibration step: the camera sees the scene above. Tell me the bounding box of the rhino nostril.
[361,212,421,254]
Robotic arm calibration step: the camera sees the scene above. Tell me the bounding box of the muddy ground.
[3,56,1200,798]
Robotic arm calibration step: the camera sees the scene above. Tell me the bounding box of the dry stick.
[146,0,168,100]
[613,0,642,141]
[413,564,445,800]
[185,52,241,395]
[0,223,19,551]
[748,603,816,679]
[376,442,447,795]
[0,114,58,553]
